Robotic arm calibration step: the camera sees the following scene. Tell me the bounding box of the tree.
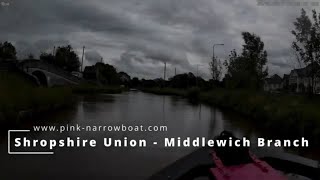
[131,77,141,87]
[54,45,80,72]
[28,54,35,59]
[169,72,197,88]
[241,32,268,85]
[224,32,268,89]
[292,8,320,94]
[119,71,131,86]
[209,57,222,81]
[96,62,120,85]
[0,41,17,60]
[40,52,55,63]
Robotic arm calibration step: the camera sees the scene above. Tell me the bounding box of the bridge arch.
[32,70,48,87]
[18,59,81,86]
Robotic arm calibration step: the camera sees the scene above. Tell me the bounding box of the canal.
[0,91,317,179]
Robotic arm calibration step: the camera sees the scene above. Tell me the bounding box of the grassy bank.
[0,72,73,125]
[202,90,320,141]
[142,87,320,145]
[0,72,126,126]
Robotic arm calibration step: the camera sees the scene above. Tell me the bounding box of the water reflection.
[0,92,317,179]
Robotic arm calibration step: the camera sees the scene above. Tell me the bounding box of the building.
[263,63,320,93]
[264,74,283,92]
[282,74,290,90]
[288,63,320,93]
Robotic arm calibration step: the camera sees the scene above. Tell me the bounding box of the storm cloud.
[85,50,103,63]
[0,0,317,79]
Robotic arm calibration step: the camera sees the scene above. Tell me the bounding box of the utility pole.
[212,43,224,80]
[213,43,224,60]
[175,67,177,76]
[163,62,167,80]
[196,64,203,87]
[101,57,103,63]
[212,46,214,60]
[51,46,56,71]
[81,46,85,72]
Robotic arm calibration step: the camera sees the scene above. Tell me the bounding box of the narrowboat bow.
[149,132,320,180]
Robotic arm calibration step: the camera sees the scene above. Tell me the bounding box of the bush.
[186,87,200,101]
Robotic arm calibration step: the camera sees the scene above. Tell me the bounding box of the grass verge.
[142,87,320,145]
[0,72,73,126]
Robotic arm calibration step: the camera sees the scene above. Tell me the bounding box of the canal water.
[0,92,317,179]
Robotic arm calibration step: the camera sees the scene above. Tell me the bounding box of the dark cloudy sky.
[0,0,317,79]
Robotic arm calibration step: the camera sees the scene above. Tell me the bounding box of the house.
[282,74,290,90]
[264,63,320,93]
[288,63,320,93]
[264,74,283,92]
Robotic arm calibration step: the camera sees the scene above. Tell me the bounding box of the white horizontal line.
[8,152,54,155]
[8,130,54,155]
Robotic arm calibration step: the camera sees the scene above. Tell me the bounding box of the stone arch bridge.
[18,59,82,87]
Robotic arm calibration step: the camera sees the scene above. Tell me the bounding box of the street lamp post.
[163,62,167,80]
[81,46,85,72]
